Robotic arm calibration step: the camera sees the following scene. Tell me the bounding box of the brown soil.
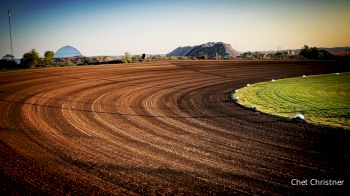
[0,60,349,195]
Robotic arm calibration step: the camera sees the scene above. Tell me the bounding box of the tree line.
[299,45,334,60]
[1,49,151,70]
[0,49,54,70]
[0,45,343,70]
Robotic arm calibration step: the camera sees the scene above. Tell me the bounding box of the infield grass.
[233,73,350,129]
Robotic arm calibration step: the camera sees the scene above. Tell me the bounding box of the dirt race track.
[0,61,349,195]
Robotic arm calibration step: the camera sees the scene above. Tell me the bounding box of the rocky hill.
[167,46,193,56]
[167,42,239,58]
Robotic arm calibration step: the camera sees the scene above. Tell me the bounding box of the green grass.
[233,73,350,129]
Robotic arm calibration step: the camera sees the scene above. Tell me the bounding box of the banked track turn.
[0,61,349,195]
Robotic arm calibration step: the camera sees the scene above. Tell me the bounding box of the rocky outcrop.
[167,46,193,56]
[167,42,239,58]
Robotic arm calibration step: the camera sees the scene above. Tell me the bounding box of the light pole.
[8,9,13,59]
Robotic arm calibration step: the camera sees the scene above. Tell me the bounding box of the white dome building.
[54,45,82,58]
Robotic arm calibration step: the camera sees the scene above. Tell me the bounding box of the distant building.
[287,50,295,55]
[54,45,82,58]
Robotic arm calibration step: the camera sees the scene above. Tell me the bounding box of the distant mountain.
[167,42,239,58]
[318,47,350,52]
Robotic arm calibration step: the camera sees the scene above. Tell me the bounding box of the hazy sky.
[0,0,349,58]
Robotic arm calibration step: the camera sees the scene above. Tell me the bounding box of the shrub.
[168,56,177,60]
[0,59,24,69]
[107,59,124,64]
[21,49,40,68]
[80,57,91,65]
[40,50,55,67]
[132,55,141,62]
[299,45,334,60]
[124,52,132,63]
[44,51,54,59]
[63,59,75,66]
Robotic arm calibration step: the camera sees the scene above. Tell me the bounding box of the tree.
[299,45,308,59]
[132,55,141,63]
[241,51,263,59]
[81,57,91,65]
[21,49,40,68]
[299,45,327,60]
[309,47,319,59]
[44,51,54,59]
[40,50,55,67]
[123,52,132,63]
[242,52,252,59]
[300,45,317,59]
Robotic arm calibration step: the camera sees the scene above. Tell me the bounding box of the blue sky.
[1,0,349,58]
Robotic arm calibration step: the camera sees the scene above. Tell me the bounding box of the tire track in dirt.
[0,61,349,195]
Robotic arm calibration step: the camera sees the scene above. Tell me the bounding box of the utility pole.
[8,9,13,59]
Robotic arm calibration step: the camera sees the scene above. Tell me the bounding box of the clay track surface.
[0,61,349,195]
